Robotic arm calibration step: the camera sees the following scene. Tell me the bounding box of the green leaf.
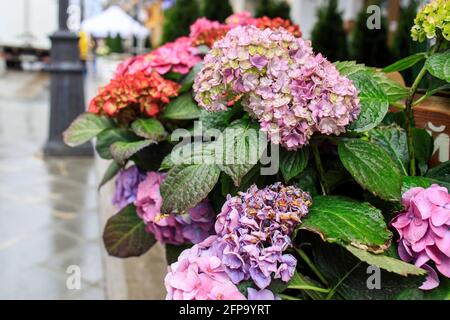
[348,72,389,132]
[288,271,329,298]
[426,50,450,82]
[131,118,167,141]
[301,196,392,253]
[426,160,450,183]
[103,205,156,258]
[372,72,408,104]
[413,128,433,175]
[199,108,236,131]
[345,245,426,276]
[418,84,450,103]
[338,139,402,201]
[280,148,309,182]
[383,53,426,73]
[98,161,122,189]
[96,128,137,159]
[402,176,450,194]
[334,61,367,77]
[369,125,409,175]
[63,113,114,147]
[310,239,425,300]
[162,93,201,120]
[160,164,221,213]
[110,140,154,165]
[217,119,266,186]
[165,243,192,265]
[180,62,203,93]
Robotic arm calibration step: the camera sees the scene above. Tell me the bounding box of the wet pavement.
[0,71,104,299]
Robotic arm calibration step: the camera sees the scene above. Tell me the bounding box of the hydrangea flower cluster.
[135,172,215,245]
[254,16,302,38]
[214,183,312,289]
[391,184,450,290]
[411,0,450,42]
[112,166,146,210]
[88,71,180,117]
[116,37,202,76]
[165,235,280,300]
[194,25,360,150]
[189,18,231,48]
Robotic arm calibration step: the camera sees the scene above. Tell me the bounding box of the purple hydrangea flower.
[112,166,146,210]
[214,183,312,289]
[194,25,360,150]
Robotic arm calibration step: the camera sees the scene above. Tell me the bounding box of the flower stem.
[312,140,328,195]
[295,247,329,287]
[404,38,441,176]
[325,262,362,300]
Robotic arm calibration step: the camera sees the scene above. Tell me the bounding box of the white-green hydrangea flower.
[411,0,450,42]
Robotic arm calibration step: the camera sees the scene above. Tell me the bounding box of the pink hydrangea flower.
[189,18,227,40]
[165,236,246,300]
[116,37,201,77]
[391,184,450,290]
[135,172,215,245]
[225,11,257,27]
[194,25,360,150]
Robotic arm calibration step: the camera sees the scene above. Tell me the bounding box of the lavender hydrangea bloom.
[214,183,312,289]
[112,166,146,210]
[194,25,360,150]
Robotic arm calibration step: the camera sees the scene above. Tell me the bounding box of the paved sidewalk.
[0,71,104,299]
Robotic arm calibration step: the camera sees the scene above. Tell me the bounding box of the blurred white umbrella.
[81,6,149,39]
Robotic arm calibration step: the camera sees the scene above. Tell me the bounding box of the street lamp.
[44,0,93,156]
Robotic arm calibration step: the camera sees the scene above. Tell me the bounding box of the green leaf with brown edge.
[98,160,122,190]
[63,113,114,147]
[103,204,156,258]
[338,139,402,201]
[110,140,154,165]
[280,148,309,182]
[301,196,392,253]
[345,245,426,276]
[160,164,221,214]
[131,118,167,141]
[161,93,201,120]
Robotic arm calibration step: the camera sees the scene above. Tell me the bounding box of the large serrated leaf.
[426,51,450,82]
[369,125,409,175]
[160,164,220,213]
[180,62,203,93]
[348,72,389,132]
[218,119,266,186]
[426,160,450,183]
[103,205,156,258]
[338,139,402,201]
[280,148,309,182]
[162,93,201,120]
[334,61,367,76]
[345,245,426,276]
[131,118,167,141]
[110,140,154,165]
[402,176,450,194]
[63,113,114,147]
[301,196,392,253]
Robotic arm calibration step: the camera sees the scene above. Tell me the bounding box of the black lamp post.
[44,0,93,156]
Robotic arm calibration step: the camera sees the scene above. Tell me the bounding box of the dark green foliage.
[351,7,391,67]
[162,0,201,44]
[311,0,348,61]
[202,0,234,23]
[108,34,124,54]
[255,0,291,20]
[391,0,426,85]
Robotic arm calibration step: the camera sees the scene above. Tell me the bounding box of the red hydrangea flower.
[254,16,302,38]
[88,71,180,117]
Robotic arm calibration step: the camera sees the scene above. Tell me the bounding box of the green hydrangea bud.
[411,0,450,42]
